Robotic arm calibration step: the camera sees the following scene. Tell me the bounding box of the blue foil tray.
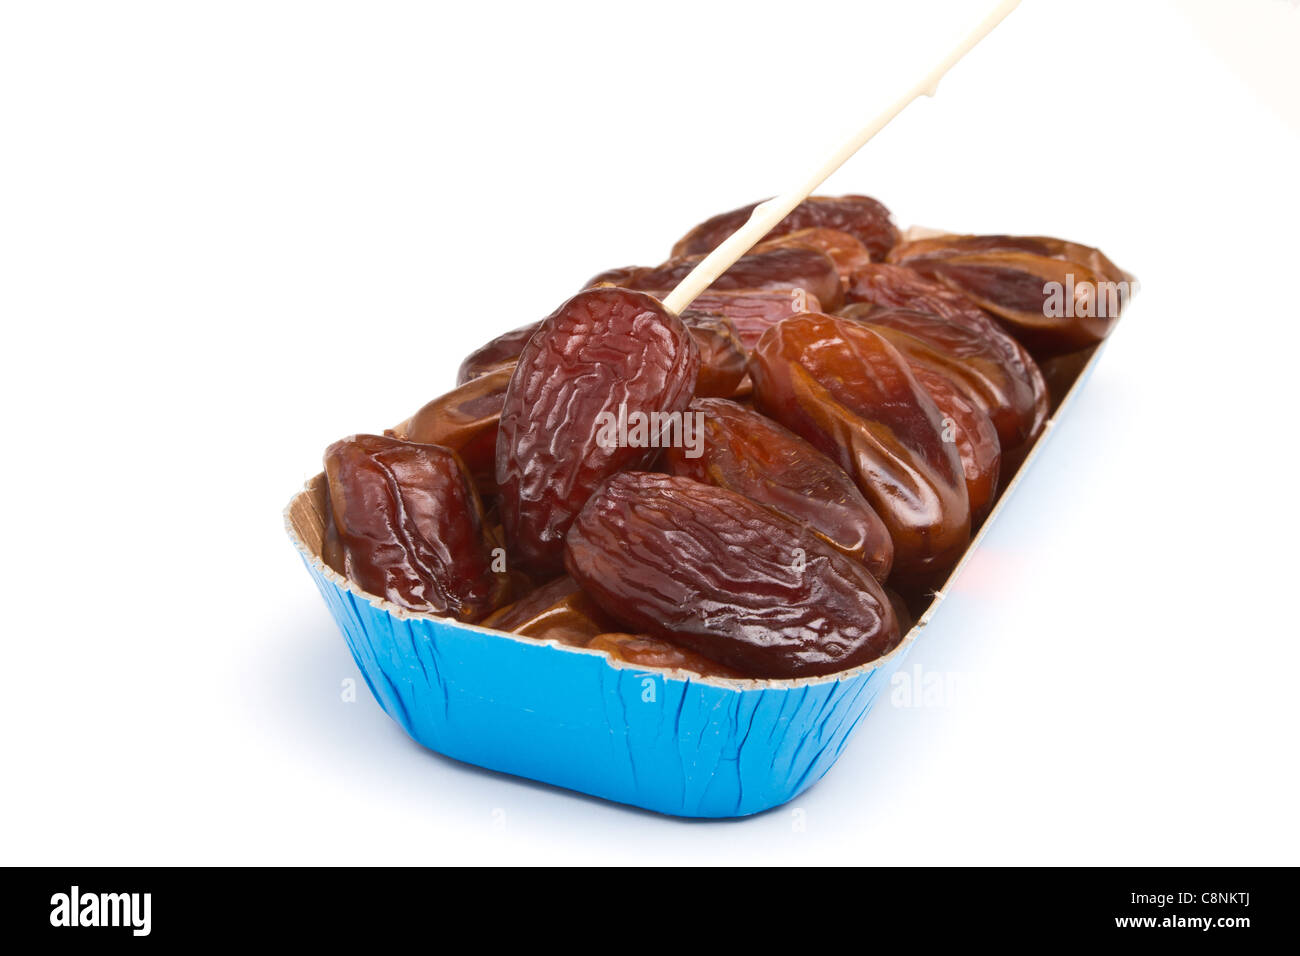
[284,343,1106,817]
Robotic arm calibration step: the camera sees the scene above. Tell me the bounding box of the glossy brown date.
[663,397,893,579]
[747,313,971,581]
[680,312,748,398]
[841,305,1036,454]
[904,364,1000,524]
[586,633,742,678]
[587,245,843,311]
[480,575,615,647]
[565,472,900,679]
[399,365,512,497]
[496,288,700,578]
[845,264,1049,445]
[672,195,900,263]
[755,227,873,293]
[457,322,539,385]
[675,288,817,350]
[323,434,507,620]
[456,314,743,399]
[887,234,1132,355]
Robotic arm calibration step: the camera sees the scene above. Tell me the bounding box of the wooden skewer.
[661,0,1021,316]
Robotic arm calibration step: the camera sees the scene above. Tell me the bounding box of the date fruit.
[587,245,843,311]
[844,264,1049,446]
[496,288,700,578]
[586,633,742,678]
[457,322,539,385]
[888,234,1132,355]
[675,288,818,350]
[565,472,900,679]
[681,312,748,398]
[480,575,615,647]
[672,195,900,263]
[323,434,507,619]
[399,365,512,496]
[904,364,1000,524]
[755,227,873,293]
[663,397,893,579]
[457,315,743,399]
[748,313,971,581]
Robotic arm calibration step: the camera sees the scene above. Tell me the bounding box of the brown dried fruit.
[840,303,1043,457]
[675,288,818,350]
[844,263,1049,447]
[587,245,843,311]
[496,288,700,578]
[565,472,900,679]
[399,365,512,497]
[672,195,900,263]
[586,633,742,678]
[323,434,507,619]
[747,313,971,581]
[480,575,615,647]
[456,321,539,385]
[680,312,748,399]
[756,227,873,293]
[663,397,893,579]
[904,365,1000,524]
[888,234,1132,355]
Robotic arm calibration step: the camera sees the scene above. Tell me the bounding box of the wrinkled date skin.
[904,364,1000,524]
[888,234,1132,355]
[480,575,615,647]
[565,472,900,679]
[587,246,843,312]
[457,314,743,400]
[680,312,748,398]
[323,434,507,620]
[677,288,818,350]
[457,322,539,385]
[672,195,900,263]
[748,313,971,581]
[842,306,1036,454]
[587,633,742,678]
[844,264,1049,443]
[496,288,700,578]
[399,365,512,496]
[756,227,873,293]
[663,397,894,580]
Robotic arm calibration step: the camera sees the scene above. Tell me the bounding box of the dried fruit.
[888,234,1132,355]
[675,288,818,350]
[747,313,971,581]
[663,397,893,579]
[844,263,1049,446]
[480,575,614,647]
[399,365,512,496]
[672,195,899,263]
[457,322,539,385]
[565,472,900,679]
[841,305,1032,451]
[755,227,873,292]
[680,312,748,398]
[496,288,700,578]
[587,245,843,311]
[904,365,1000,524]
[323,434,507,619]
[457,315,743,399]
[587,633,742,678]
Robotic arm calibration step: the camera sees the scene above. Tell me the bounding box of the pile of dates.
[320,195,1130,680]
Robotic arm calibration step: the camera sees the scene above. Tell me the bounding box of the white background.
[2,0,1298,865]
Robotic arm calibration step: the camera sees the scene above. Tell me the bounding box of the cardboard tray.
[284,339,1110,818]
